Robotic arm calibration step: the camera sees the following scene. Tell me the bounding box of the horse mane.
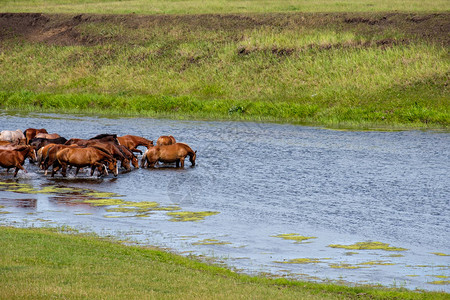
[89,134,117,140]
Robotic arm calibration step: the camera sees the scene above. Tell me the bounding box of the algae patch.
[329,263,368,269]
[431,252,449,256]
[358,260,395,266]
[192,239,232,246]
[275,258,329,264]
[167,211,219,222]
[428,280,450,285]
[328,241,407,251]
[271,233,317,244]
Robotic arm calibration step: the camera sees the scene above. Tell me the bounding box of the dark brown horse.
[24,128,48,144]
[30,137,67,150]
[156,135,176,146]
[141,143,196,168]
[0,145,37,177]
[117,135,153,154]
[65,134,119,147]
[54,146,118,177]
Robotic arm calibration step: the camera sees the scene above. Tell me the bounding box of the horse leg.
[61,163,67,177]
[180,157,185,168]
[132,147,143,154]
[14,164,26,177]
[140,156,147,168]
[176,159,180,168]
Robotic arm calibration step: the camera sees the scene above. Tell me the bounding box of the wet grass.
[0,12,449,129]
[2,226,449,299]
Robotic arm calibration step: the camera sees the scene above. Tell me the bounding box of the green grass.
[0,11,448,129]
[0,226,448,299]
[1,0,449,14]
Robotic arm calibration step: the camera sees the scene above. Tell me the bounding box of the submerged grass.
[1,226,449,299]
[0,12,449,129]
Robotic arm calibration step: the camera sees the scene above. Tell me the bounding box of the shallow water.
[1,112,449,291]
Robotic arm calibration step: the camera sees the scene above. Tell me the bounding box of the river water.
[1,112,449,291]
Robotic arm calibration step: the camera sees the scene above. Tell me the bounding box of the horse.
[30,137,67,150]
[141,143,196,168]
[65,134,119,147]
[117,145,139,169]
[87,142,131,171]
[35,133,61,140]
[54,146,118,177]
[156,135,176,146]
[117,135,153,154]
[41,144,78,175]
[0,145,37,177]
[0,129,25,143]
[24,128,48,144]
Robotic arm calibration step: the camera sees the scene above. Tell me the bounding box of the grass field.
[1,226,448,299]
[1,0,449,14]
[1,12,448,129]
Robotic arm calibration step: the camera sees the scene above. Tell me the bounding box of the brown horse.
[117,135,153,154]
[141,143,196,168]
[0,145,37,177]
[88,142,131,171]
[156,135,176,146]
[42,144,79,175]
[24,128,48,144]
[55,147,118,177]
[35,133,61,139]
[117,144,139,169]
[65,134,119,147]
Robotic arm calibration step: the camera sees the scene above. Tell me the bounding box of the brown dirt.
[0,12,449,46]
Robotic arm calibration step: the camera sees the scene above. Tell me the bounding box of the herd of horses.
[0,128,196,177]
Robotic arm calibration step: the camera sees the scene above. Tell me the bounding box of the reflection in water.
[0,112,449,291]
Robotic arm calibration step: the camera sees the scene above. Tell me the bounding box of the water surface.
[1,112,449,291]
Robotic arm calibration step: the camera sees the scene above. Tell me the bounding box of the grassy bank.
[0,11,449,129]
[1,0,449,14]
[0,226,447,299]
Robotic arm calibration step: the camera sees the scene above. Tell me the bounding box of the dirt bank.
[1,12,449,46]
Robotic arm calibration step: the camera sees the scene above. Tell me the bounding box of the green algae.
[344,252,359,256]
[358,260,395,266]
[83,198,126,206]
[84,191,122,198]
[428,280,450,285]
[428,275,449,279]
[74,213,93,215]
[406,275,420,277]
[0,211,12,214]
[329,263,368,269]
[328,241,408,251]
[167,211,219,222]
[105,207,150,213]
[275,258,329,264]
[431,252,450,256]
[384,254,404,258]
[271,233,317,244]
[192,239,232,246]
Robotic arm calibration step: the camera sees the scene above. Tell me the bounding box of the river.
[1,112,449,291]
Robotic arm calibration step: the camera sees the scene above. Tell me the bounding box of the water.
[1,112,449,291]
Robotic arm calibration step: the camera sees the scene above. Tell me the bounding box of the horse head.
[189,150,197,166]
[107,158,118,177]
